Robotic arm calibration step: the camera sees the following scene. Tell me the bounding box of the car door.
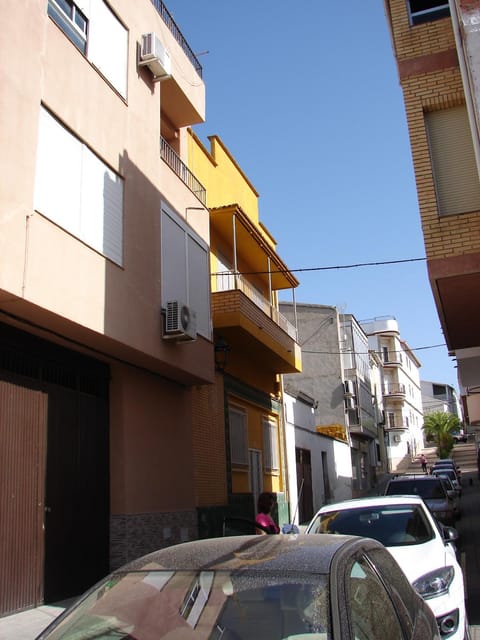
[332,542,440,639]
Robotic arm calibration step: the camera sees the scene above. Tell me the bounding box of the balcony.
[150,0,202,77]
[161,137,206,204]
[149,1,205,128]
[211,274,301,374]
[383,383,406,398]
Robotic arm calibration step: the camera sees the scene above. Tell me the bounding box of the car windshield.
[40,569,330,640]
[385,479,446,500]
[308,504,433,546]
[433,469,456,481]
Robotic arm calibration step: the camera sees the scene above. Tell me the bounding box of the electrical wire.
[302,343,447,356]
[211,256,427,277]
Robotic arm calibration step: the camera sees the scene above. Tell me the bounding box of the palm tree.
[422,411,461,458]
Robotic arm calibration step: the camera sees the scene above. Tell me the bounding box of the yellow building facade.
[189,131,302,528]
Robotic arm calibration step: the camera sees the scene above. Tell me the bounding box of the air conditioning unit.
[139,32,171,78]
[163,300,197,341]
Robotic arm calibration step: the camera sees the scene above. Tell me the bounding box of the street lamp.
[214,336,230,372]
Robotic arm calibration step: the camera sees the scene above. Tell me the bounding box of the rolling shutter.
[425,105,480,216]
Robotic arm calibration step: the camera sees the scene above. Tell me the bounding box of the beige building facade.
[0,0,213,615]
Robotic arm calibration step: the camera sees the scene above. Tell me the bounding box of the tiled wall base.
[110,510,198,570]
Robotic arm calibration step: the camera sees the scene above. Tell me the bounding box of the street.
[455,469,480,627]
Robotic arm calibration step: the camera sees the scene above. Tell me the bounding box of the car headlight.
[413,566,455,599]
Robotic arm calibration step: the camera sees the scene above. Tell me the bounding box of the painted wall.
[0,0,211,385]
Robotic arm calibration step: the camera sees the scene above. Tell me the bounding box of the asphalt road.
[455,469,480,626]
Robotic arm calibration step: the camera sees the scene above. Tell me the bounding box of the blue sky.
[166,0,458,389]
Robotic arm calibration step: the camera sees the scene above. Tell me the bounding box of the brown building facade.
[384,0,480,424]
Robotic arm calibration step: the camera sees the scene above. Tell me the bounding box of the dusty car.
[306,495,467,640]
[35,534,440,640]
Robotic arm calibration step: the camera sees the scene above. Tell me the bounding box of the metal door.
[44,388,109,602]
[0,380,47,615]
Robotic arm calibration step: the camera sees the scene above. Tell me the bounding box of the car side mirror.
[443,526,458,543]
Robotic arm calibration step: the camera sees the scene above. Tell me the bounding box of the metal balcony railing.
[160,137,206,204]
[383,383,406,396]
[150,0,203,77]
[214,272,298,340]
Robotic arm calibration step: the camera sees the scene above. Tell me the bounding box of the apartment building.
[280,303,353,503]
[383,0,480,426]
[1,0,212,615]
[421,379,462,416]
[188,132,302,531]
[361,317,424,471]
[340,314,387,494]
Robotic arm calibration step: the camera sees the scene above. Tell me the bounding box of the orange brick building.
[384,0,480,424]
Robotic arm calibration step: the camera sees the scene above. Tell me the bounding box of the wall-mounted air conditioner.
[139,32,172,78]
[163,300,197,341]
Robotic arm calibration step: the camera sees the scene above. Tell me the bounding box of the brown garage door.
[0,380,47,615]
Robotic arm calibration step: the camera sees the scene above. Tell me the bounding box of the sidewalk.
[0,604,64,640]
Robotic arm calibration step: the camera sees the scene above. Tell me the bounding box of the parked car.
[384,474,457,526]
[431,468,462,497]
[435,474,462,519]
[306,495,467,640]
[35,534,441,640]
[451,431,467,443]
[433,460,462,485]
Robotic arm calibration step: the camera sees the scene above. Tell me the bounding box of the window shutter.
[187,235,210,337]
[229,407,247,465]
[425,106,480,216]
[262,418,279,471]
[34,108,82,233]
[88,0,128,98]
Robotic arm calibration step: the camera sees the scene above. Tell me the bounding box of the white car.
[306,495,468,640]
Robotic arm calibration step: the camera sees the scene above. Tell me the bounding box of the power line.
[302,343,447,356]
[211,256,427,277]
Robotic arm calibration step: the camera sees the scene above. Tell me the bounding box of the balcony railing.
[214,271,298,341]
[160,137,206,204]
[383,383,406,396]
[150,0,203,77]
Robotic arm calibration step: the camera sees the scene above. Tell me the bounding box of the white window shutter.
[34,108,82,234]
[88,0,128,98]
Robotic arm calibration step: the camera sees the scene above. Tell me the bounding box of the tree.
[422,411,460,458]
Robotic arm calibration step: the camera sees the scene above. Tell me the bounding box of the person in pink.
[419,453,428,473]
[255,492,280,534]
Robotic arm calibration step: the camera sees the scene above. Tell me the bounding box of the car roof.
[121,534,380,574]
[315,495,426,513]
[389,474,439,481]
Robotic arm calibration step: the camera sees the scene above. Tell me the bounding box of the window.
[228,406,248,465]
[161,206,211,339]
[262,417,279,471]
[34,106,124,264]
[348,558,404,639]
[408,0,450,25]
[48,0,87,53]
[425,105,480,216]
[382,346,389,363]
[47,0,128,97]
